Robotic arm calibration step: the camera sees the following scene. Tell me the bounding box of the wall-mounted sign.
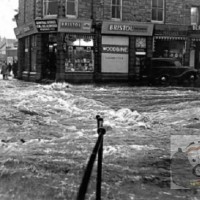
[14,22,38,39]
[35,19,58,32]
[101,36,129,73]
[102,45,128,54]
[58,19,92,33]
[102,21,154,36]
[154,24,188,37]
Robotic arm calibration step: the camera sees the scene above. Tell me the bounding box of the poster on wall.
[101,36,129,73]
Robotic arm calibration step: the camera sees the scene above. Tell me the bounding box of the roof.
[0,39,17,50]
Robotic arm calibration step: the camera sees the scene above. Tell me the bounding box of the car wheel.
[160,75,169,86]
[187,74,196,86]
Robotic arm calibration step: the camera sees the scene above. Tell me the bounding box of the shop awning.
[154,36,186,40]
[191,38,200,41]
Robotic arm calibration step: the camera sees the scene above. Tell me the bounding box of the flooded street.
[0,79,200,199]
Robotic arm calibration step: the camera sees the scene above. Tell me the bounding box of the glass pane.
[46,0,58,15]
[152,9,157,20]
[158,0,163,8]
[67,2,75,15]
[116,0,120,5]
[112,6,120,19]
[158,9,163,21]
[152,0,157,7]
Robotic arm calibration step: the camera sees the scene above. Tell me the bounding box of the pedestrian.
[12,60,18,78]
[8,63,12,76]
[1,61,9,80]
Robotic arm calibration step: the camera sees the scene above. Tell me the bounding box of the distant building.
[0,39,18,64]
[14,0,200,83]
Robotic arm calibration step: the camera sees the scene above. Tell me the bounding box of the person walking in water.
[1,61,9,80]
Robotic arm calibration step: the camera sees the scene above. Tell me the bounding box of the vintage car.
[140,57,199,86]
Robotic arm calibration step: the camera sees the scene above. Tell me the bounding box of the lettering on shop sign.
[60,22,81,29]
[192,24,200,30]
[109,24,148,33]
[23,24,34,33]
[35,20,57,32]
[102,45,129,54]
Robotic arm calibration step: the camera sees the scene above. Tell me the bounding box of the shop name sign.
[58,19,92,33]
[109,24,148,33]
[102,22,154,36]
[61,22,81,28]
[35,19,57,32]
[102,45,129,54]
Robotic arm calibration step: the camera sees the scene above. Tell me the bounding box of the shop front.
[14,21,38,81]
[57,19,94,83]
[189,25,200,70]
[153,24,189,66]
[100,21,154,83]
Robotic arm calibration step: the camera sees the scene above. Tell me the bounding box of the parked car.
[140,57,199,86]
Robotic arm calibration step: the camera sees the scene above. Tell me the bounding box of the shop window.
[151,0,164,22]
[111,0,122,20]
[64,36,94,72]
[66,0,78,17]
[43,0,58,16]
[191,7,199,26]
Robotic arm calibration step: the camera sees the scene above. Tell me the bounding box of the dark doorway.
[42,34,57,80]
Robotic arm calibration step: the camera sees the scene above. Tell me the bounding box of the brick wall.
[17,0,200,26]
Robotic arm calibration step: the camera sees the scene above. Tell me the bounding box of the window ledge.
[151,20,164,24]
[43,15,57,19]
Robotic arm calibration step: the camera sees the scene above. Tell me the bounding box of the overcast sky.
[0,0,18,39]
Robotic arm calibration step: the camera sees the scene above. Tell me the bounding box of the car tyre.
[160,75,169,86]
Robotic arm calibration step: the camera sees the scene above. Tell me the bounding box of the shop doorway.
[42,34,57,80]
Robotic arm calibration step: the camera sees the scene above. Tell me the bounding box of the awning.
[154,36,186,40]
[191,38,200,41]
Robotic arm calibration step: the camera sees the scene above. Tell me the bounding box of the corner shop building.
[15,18,154,83]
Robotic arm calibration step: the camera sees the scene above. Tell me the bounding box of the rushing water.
[0,79,200,199]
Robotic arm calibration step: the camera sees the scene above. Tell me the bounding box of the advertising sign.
[101,36,129,73]
[35,19,58,32]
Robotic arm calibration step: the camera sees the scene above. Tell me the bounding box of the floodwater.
[0,78,200,199]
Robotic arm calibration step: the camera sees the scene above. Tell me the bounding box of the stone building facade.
[14,0,200,83]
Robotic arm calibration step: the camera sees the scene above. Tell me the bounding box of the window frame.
[65,0,78,18]
[191,7,200,26]
[111,0,122,21]
[151,0,165,23]
[43,0,58,17]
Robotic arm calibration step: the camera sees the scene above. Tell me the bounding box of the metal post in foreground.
[96,115,105,200]
[76,115,106,200]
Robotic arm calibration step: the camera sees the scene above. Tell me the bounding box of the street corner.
[170,135,200,189]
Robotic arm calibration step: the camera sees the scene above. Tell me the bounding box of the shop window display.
[64,36,94,72]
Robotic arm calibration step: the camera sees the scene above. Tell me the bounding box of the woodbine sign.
[102,45,129,54]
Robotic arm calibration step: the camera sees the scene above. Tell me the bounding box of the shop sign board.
[102,45,128,54]
[14,22,38,39]
[154,24,188,37]
[58,19,92,33]
[102,21,154,36]
[35,19,58,32]
[101,36,129,73]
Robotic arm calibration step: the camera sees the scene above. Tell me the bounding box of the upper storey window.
[66,0,78,18]
[191,7,199,26]
[151,0,164,23]
[43,0,58,16]
[111,0,122,20]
